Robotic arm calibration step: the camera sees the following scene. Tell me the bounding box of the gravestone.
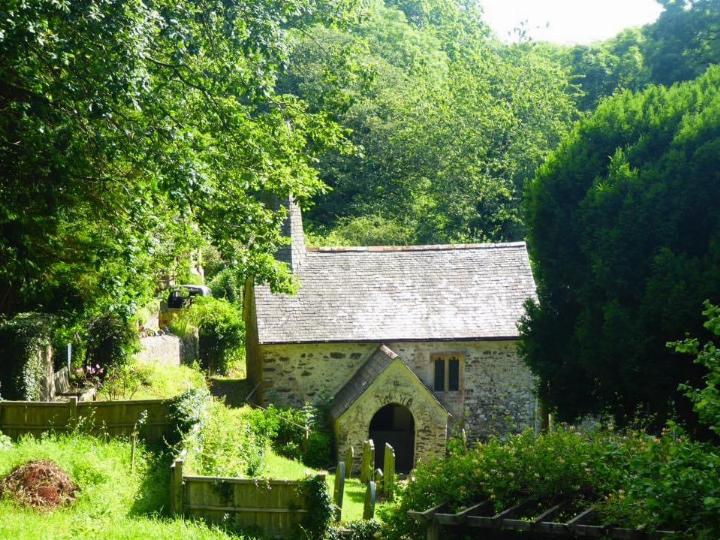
[333,461,346,521]
[345,445,354,478]
[383,442,396,499]
[360,439,374,483]
[363,480,376,520]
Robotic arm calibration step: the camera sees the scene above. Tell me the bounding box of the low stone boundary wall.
[0,398,174,444]
[170,456,318,539]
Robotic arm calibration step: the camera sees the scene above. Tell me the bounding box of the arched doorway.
[369,404,414,473]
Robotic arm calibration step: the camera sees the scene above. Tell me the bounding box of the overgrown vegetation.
[381,427,720,538]
[97,362,207,401]
[181,401,334,477]
[0,313,53,400]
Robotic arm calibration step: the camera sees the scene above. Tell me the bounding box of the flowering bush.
[72,364,105,388]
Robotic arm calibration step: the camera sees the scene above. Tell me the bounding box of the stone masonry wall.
[259,343,376,406]
[387,340,537,441]
[260,339,537,444]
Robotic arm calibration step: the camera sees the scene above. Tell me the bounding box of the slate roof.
[254,241,537,344]
[329,345,447,419]
[329,345,397,419]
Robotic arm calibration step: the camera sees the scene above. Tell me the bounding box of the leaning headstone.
[374,468,383,496]
[363,480,376,520]
[461,428,468,453]
[383,442,396,499]
[360,439,374,483]
[345,445,355,478]
[333,461,346,521]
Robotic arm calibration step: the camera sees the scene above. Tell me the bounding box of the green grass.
[96,362,207,401]
[259,449,325,480]
[0,433,247,540]
[257,451,388,523]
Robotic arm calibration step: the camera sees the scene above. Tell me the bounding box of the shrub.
[600,425,720,535]
[382,427,720,539]
[300,474,333,540]
[183,401,264,477]
[167,387,212,446]
[672,302,720,435]
[304,432,332,469]
[327,520,382,540]
[85,313,139,370]
[0,313,54,400]
[170,297,244,375]
[245,404,333,468]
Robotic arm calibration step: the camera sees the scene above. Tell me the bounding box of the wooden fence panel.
[0,399,174,444]
[181,475,316,539]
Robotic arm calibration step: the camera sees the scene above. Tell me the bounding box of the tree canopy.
[521,67,720,429]
[0,0,351,332]
[281,0,578,244]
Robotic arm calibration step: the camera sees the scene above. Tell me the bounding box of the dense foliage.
[170,297,244,374]
[0,313,53,400]
[0,0,351,345]
[283,0,578,244]
[183,401,265,477]
[521,67,720,428]
[382,427,720,539]
[245,404,333,468]
[567,0,720,110]
[673,302,720,436]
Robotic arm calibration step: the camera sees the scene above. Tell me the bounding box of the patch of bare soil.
[0,460,79,510]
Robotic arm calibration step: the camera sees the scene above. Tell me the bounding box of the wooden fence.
[409,499,680,540]
[0,398,174,444]
[170,456,319,539]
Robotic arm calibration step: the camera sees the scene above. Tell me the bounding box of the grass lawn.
[259,450,389,523]
[96,362,206,401]
[0,434,248,540]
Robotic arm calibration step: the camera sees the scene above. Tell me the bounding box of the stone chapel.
[243,199,538,472]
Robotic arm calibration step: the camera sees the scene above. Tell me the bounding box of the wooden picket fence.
[0,398,174,444]
[170,454,321,539]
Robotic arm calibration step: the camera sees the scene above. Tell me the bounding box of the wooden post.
[333,461,346,521]
[383,442,396,499]
[170,456,184,515]
[68,396,78,427]
[360,439,374,483]
[363,480,376,520]
[426,519,440,540]
[344,445,354,478]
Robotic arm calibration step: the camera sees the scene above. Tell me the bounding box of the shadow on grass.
[128,447,173,516]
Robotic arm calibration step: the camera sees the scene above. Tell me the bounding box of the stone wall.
[259,342,376,406]
[260,339,537,445]
[387,340,537,440]
[135,335,182,367]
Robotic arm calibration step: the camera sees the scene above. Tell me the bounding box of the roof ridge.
[306,241,526,253]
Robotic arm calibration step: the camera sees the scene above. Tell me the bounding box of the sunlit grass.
[0,434,246,540]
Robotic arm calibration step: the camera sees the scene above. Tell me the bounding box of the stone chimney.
[276,195,306,272]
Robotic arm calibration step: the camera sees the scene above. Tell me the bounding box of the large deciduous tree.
[521,67,720,430]
[0,0,350,329]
